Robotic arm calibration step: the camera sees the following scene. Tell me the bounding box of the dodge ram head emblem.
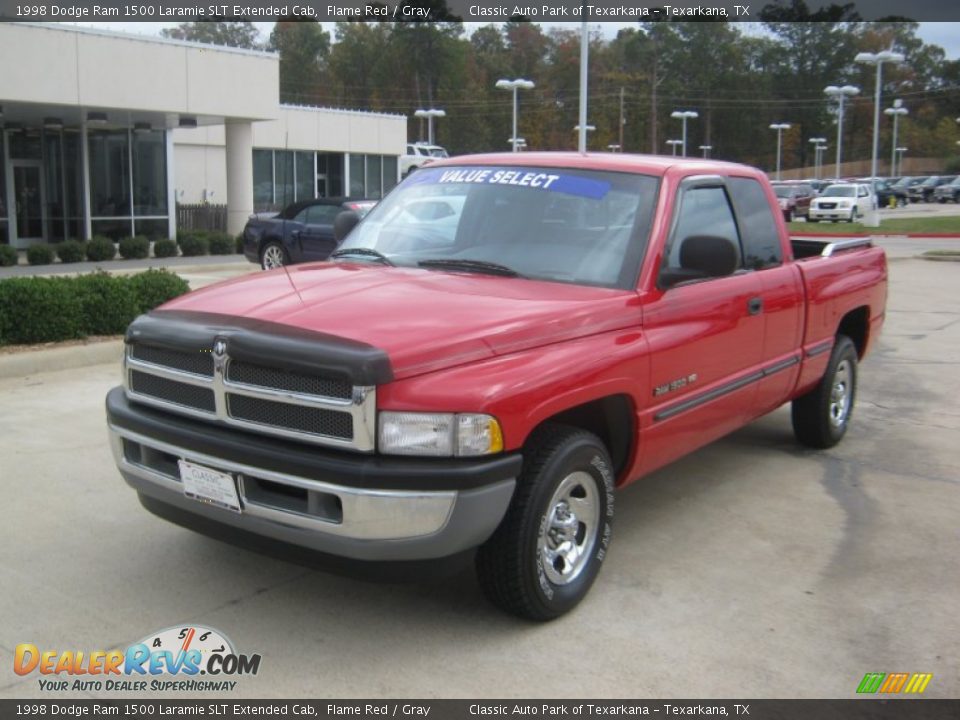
[213,340,227,357]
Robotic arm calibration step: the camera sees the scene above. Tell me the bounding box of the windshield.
[773,186,794,198]
[920,177,939,187]
[892,177,914,188]
[337,165,660,289]
[427,148,448,158]
[822,185,856,198]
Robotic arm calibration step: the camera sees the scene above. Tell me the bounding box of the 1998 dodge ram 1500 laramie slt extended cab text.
[106,153,887,620]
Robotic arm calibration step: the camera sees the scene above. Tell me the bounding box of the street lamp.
[769,123,791,181]
[895,146,907,174]
[856,50,905,183]
[507,138,527,151]
[666,139,682,156]
[699,144,712,158]
[816,144,829,180]
[607,144,621,153]
[496,78,535,152]
[885,99,908,176]
[413,108,445,146]
[809,137,826,179]
[824,85,859,179]
[670,110,698,157]
[573,124,595,150]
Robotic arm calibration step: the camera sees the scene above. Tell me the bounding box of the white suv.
[401,143,449,177]
[808,183,876,223]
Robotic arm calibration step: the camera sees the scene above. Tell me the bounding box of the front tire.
[848,208,858,223]
[792,335,858,449]
[260,242,288,270]
[476,424,615,621]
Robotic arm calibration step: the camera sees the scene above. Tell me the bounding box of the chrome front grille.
[124,343,376,452]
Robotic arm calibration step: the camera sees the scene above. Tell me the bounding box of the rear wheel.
[792,335,858,449]
[260,242,288,270]
[476,424,614,621]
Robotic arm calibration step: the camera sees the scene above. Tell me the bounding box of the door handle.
[747,297,763,315]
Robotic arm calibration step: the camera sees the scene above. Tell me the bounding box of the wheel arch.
[837,305,870,359]
[523,394,636,485]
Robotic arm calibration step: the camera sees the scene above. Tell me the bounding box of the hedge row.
[0,269,190,345]
[4,232,245,267]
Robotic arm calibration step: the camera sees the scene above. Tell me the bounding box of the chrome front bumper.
[109,424,516,562]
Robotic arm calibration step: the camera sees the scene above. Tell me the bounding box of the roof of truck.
[424,151,761,177]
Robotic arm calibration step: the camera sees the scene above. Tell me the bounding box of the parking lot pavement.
[1,252,958,700]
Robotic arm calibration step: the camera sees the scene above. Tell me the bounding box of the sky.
[61,21,960,59]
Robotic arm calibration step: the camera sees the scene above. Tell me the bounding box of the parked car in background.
[891,176,923,201]
[863,178,907,207]
[771,182,816,221]
[803,179,832,194]
[934,176,960,203]
[908,176,956,203]
[808,183,874,223]
[242,198,376,269]
[400,143,449,177]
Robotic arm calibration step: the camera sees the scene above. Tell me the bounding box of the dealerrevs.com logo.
[14,625,261,693]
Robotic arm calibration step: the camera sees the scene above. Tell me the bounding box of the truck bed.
[791,236,873,260]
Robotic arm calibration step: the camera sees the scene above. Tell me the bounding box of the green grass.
[922,250,960,257]
[788,216,960,235]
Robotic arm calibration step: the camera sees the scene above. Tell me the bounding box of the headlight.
[378,412,504,457]
[836,200,851,208]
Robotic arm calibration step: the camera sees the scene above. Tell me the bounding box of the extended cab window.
[339,166,659,289]
[660,186,742,285]
[727,177,784,270]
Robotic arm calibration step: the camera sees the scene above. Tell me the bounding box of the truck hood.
[159,262,642,379]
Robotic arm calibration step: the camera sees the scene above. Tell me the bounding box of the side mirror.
[333,210,361,243]
[660,235,739,289]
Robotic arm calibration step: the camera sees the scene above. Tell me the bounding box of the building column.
[225,121,253,237]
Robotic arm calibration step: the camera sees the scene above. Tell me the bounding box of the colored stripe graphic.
[904,673,933,694]
[880,673,910,693]
[857,673,885,694]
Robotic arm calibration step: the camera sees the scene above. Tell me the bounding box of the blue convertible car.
[242,198,376,269]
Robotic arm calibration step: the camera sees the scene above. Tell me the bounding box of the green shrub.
[208,232,235,255]
[74,271,139,336]
[0,277,84,344]
[178,234,209,257]
[153,239,179,258]
[86,237,116,262]
[235,234,245,254]
[27,244,55,266]
[126,268,191,315]
[55,240,87,264]
[0,245,18,267]
[0,270,192,345]
[119,235,150,260]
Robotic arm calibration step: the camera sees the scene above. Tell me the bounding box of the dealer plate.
[178,460,241,513]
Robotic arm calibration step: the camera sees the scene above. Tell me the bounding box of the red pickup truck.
[106,153,887,620]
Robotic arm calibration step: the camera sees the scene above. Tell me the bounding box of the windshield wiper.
[330,247,395,266]
[417,258,525,278]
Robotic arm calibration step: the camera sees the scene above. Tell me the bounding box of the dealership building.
[0,23,406,248]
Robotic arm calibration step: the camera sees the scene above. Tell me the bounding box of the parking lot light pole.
[808,137,826,178]
[816,144,829,179]
[666,139,682,156]
[769,123,791,181]
[856,51,904,182]
[699,144,712,158]
[885,99,908,175]
[496,79,535,152]
[824,85,859,179]
[413,108,446,146]
[670,110,698,156]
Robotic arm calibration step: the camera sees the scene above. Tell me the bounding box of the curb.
[0,261,251,280]
[0,339,123,380]
[790,232,960,238]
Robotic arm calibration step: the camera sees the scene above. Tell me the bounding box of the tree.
[160,21,261,49]
[268,20,332,105]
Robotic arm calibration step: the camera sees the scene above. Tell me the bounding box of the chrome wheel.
[829,359,852,428]
[538,471,600,586]
[261,244,286,270]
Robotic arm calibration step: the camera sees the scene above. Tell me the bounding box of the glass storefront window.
[134,219,170,240]
[383,156,398,194]
[274,150,294,208]
[253,149,273,209]
[63,132,84,241]
[349,154,365,198]
[366,155,382,200]
[91,219,129,241]
[9,132,42,160]
[296,151,313,202]
[89,130,131,217]
[133,130,167,216]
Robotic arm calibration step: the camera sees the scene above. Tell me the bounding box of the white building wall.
[174,145,227,205]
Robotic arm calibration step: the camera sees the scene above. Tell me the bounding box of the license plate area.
[178,459,242,513]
